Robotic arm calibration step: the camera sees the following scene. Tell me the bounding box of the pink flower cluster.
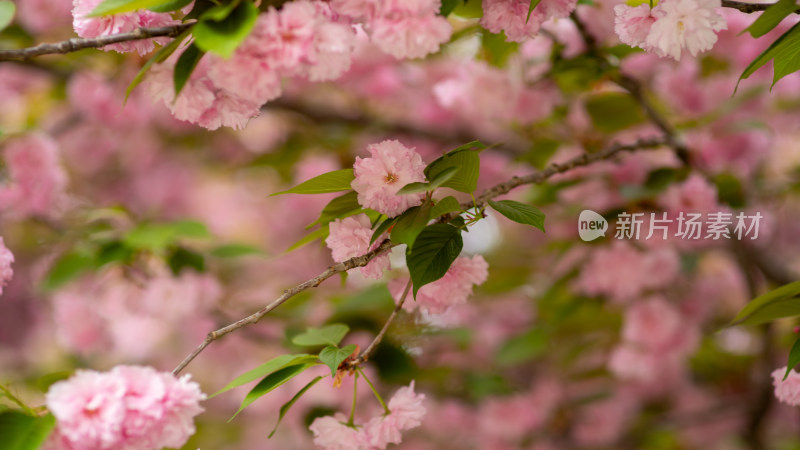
[391,255,489,315]
[772,367,800,406]
[608,297,699,384]
[326,214,391,279]
[0,134,67,218]
[614,0,727,60]
[480,0,579,42]
[351,140,427,218]
[331,0,452,59]
[45,365,205,450]
[577,241,680,303]
[147,0,355,130]
[0,237,13,296]
[72,0,179,55]
[309,381,426,449]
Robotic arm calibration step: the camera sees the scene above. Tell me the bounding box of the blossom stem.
[357,367,390,415]
[0,383,35,415]
[348,371,359,427]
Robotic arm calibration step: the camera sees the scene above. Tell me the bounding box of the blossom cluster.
[614,0,727,60]
[0,134,67,218]
[309,381,426,449]
[45,365,206,450]
[480,0,579,42]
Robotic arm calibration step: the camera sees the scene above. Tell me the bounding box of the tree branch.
[0,23,193,61]
[347,279,412,368]
[172,136,669,375]
[721,0,786,13]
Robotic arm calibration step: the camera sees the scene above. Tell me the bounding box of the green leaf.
[167,246,205,274]
[396,182,432,195]
[230,362,318,420]
[585,92,645,133]
[212,354,316,397]
[406,224,463,297]
[211,243,264,258]
[448,140,487,153]
[424,150,480,194]
[772,24,800,86]
[496,328,547,365]
[292,324,350,347]
[272,169,355,196]
[784,336,800,380]
[124,220,210,251]
[89,0,181,16]
[430,196,462,219]
[0,1,15,32]
[729,281,800,326]
[42,251,94,291]
[738,22,800,87]
[482,31,519,67]
[0,411,56,450]
[287,227,329,251]
[429,166,460,189]
[95,241,135,267]
[125,30,189,102]
[488,200,546,232]
[743,0,798,38]
[268,376,323,438]
[319,344,357,376]
[440,0,462,16]
[173,43,204,98]
[526,0,543,23]
[192,0,258,58]
[370,217,397,244]
[309,191,362,227]
[390,202,433,248]
[148,0,193,12]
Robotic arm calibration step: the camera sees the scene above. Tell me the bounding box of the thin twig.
[172,137,669,375]
[721,0,788,13]
[348,279,412,368]
[0,23,194,61]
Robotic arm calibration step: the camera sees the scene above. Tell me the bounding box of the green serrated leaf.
[784,336,800,380]
[309,191,362,228]
[440,0,462,16]
[319,344,357,376]
[526,0,543,22]
[192,0,258,58]
[743,0,798,38]
[729,281,800,327]
[272,169,355,196]
[0,1,15,32]
[90,0,180,16]
[174,43,204,97]
[738,22,800,88]
[370,217,397,244]
[212,354,316,397]
[0,412,56,450]
[488,200,546,232]
[42,251,94,291]
[424,150,480,194]
[390,202,433,248]
[268,376,323,438]
[287,227,329,252]
[292,324,350,347]
[772,24,800,86]
[230,362,318,421]
[148,0,193,12]
[396,182,432,195]
[211,243,264,258]
[125,30,189,103]
[406,224,463,297]
[430,196,462,218]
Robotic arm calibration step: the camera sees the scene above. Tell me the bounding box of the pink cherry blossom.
[0,134,67,217]
[646,0,727,60]
[659,173,719,215]
[481,0,578,43]
[46,365,205,450]
[365,381,426,449]
[614,4,657,49]
[0,237,13,297]
[326,215,391,279]
[369,0,452,59]
[71,0,179,55]
[773,368,800,406]
[16,0,73,33]
[351,140,427,217]
[392,255,489,315]
[309,413,371,450]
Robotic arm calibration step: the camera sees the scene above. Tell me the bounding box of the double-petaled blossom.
[0,134,67,217]
[351,140,427,218]
[326,214,391,279]
[45,365,205,450]
[391,255,489,315]
[772,368,800,406]
[614,0,727,60]
[480,0,578,42]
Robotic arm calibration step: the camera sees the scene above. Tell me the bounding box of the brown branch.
[0,23,193,61]
[721,0,787,13]
[172,136,669,375]
[347,279,412,368]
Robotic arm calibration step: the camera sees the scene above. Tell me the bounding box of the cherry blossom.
[351,140,427,217]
